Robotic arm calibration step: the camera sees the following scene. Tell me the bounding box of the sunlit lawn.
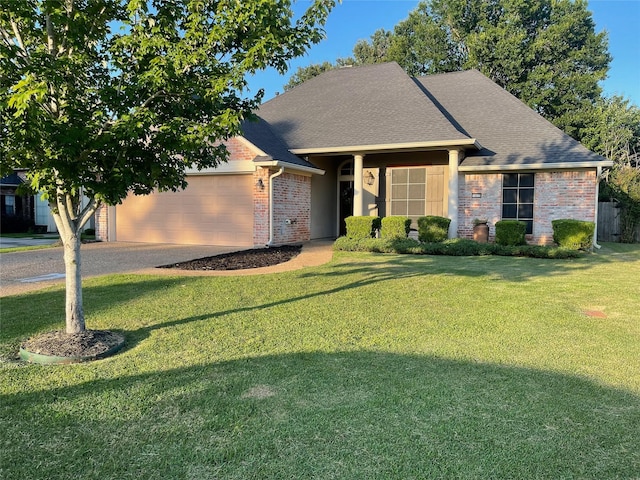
[1,243,639,479]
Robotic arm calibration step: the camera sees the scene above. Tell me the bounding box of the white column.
[353,154,365,216]
[448,149,460,238]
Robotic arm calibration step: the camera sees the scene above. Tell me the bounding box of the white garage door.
[116,175,254,246]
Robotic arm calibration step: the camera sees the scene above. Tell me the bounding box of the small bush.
[333,237,581,259]
[83,228,96,236]
[495,220,527,246]
[380,216,411,239]
[345,216,381,240]
[552,219,595,250]
[417,216,451,243]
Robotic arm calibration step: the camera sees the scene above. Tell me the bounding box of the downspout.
[593,166,602,249]
[267,167,285,247]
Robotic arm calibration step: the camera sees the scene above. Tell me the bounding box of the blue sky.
[248,0,640,105]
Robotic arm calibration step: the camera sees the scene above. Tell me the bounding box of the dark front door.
[339,180,354,236]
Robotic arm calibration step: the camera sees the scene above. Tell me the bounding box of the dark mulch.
[21,330,124,358]
[158,245,302,271]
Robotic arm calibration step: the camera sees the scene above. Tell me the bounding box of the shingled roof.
[255,62,474,153]
[241,62,609,169]
[415,69,608,169]
[240,116,321,172]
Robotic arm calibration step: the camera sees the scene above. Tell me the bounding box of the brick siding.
[269,171,311,245]
[95,203,108,241]
[459,170,597,245]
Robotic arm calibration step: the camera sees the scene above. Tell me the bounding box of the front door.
[339,180,353,236]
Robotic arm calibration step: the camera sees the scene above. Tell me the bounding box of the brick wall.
[95,203,108,241]
[253,168,270,245]
[224,137,258,162]
[534,170,596,245]
[459,173,503,242]
[458,170,597,245]
[271,171,311,245]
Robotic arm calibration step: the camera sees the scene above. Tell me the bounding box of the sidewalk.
[0,236,60,248]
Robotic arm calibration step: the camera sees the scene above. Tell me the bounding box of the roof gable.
[257,62,472,152]
[415,70,607,168]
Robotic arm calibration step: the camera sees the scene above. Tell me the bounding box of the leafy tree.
[0,0,334,335]
[352,28,393,65]
[581,96,640,166]
[583,96,640,243]
[283,58,352,91]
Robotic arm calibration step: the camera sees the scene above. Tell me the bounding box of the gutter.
[593,165,603,250]
[289,138,480,156]
[267,167,285,246]
[254,159,325,176]
[459,160,614,172]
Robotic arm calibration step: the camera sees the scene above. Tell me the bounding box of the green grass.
[1,243,639,479]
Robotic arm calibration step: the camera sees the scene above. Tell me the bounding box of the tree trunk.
[61,231,85,333]
[50,189,98,334]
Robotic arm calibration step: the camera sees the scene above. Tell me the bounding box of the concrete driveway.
[0,241,243,297]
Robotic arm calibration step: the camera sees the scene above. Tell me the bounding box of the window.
[2,195,15,215]
[502,173,534,234]
[390,167,426,226]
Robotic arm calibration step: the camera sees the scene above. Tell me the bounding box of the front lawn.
[1,243,639,479]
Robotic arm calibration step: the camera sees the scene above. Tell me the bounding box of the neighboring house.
[96,62,612,246]
[0,170,92,234]
[1,171,35,233]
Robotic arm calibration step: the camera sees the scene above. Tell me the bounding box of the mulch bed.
[158,245,302,271]
[21,330,124,359]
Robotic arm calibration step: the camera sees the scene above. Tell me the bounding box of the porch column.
[353,154,365,216]
[447,149,461,238]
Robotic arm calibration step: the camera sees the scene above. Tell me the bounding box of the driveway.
[0,242,243,297]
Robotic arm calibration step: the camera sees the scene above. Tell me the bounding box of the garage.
[115,174,254,246]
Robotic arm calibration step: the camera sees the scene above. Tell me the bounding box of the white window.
[390,167,426,226]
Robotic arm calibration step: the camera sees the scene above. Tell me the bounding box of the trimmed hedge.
[417,216,450,243]
[495,220,527,246]
[552,219,595,250]
[380,216,411,239]
[345,216,381,239]
[333,237,582,259]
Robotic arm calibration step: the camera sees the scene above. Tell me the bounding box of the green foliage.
[552,219,595,250]
[380,216,411,239]
[580,96,640,164]
[0,0,335,333]
[344,216,381,240]
[0,0,335,205]
[417,215,450,243]
[333,236,581,258]
[495,220,527,246]
[606,166,640,243]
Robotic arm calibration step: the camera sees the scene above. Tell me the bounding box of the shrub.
[495,220,527,246]
[380,216,411,239]
[345,216,381,240]
[417,216,451,243]
[333,237,582,259]
[552,219,595,250]
[83,228,96,236]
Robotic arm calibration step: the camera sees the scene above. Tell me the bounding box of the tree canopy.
[0,0,335,334]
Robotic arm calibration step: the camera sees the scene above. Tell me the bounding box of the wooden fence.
[598,201,640,243]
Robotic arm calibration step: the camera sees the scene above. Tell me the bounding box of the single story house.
[96,62,612,246]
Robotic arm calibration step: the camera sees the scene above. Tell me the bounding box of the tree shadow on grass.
[3,246,636,352]
[1,352,638,479]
